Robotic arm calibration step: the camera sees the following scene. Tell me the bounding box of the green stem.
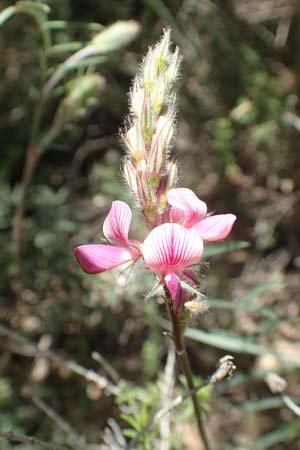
[12,17,51,277]
[165,290,211,450]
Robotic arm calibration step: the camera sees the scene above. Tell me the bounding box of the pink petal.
[167,188,207,228]
[182,268,199,285]
[193,214,236,241]
[142,223,203,275]
[103,201,132,246]
[74,244,136,274]
[164,273,183,309]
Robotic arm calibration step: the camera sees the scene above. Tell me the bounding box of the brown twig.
[0,430,70,450]
[31,394,87,448]
[92,351,120,384]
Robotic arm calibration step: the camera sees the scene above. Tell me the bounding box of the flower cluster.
[74,31,236,313]
[74,188,236,310]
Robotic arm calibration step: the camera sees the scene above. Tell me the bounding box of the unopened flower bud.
[155,29,171,69]
[166,46,182,85]
[148,136,165,177]
[151,75,168,114]
[210,355,236,383]
[156,115,175,149]
[265,372,287,394]
[91,20,140,54]
[130,81,143,119]
[136,160,151,201]
[165,161,178,191]
[123,159,138,194]
[136,160,157,219]
[140,91,153,141]
[55,74,105,125]
[143,48,157,90]
[124,122,145,162]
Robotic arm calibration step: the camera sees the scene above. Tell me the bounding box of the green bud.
[55,74,105,125]
[92,20,140,54]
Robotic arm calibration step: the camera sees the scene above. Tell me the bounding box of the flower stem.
[165,290,211,450]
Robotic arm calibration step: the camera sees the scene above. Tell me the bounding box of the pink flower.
[142,223,203,308]
[167,188,236,241]
[74,190,236,310]
[74,201,141,274]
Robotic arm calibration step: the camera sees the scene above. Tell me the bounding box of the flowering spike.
[121,29,181,224]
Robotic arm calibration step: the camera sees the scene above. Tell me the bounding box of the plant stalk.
[12,127,60,276]
[165,289,211,450]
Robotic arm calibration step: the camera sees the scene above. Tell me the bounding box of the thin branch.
[31,394,87,448]
[92,351,120,384]
[265,372,300,417]
[0,430,70,450]
[0,323,121,396]
[282,395,300,417]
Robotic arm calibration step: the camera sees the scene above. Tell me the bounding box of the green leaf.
[47,42,84,57]
[249,421,300,450]
[123,428,137,439]
[15,1,50,23]
[0,6,15,27]
[238,280,282,307]
[184,327,268,355]
[203,240,250,257]
[120,413,141,431]
[44,20,104,33]
[60,55,107,71]
[91,20,140,54]
[207,298,277,319]
[242,396,285,412]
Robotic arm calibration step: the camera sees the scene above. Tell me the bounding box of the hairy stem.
[165,289,211,450]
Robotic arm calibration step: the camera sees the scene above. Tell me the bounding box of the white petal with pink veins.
[74,244,136,274]
[103,201,132,246]
[142,223,203,275]
[167,188,207,228]
[193,214,236,241]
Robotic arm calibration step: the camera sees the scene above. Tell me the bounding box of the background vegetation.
[1,1,300,449]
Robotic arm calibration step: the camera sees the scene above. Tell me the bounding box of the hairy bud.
[265,372,287,394]
[184,299,209,316]
[210,355,236,383]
